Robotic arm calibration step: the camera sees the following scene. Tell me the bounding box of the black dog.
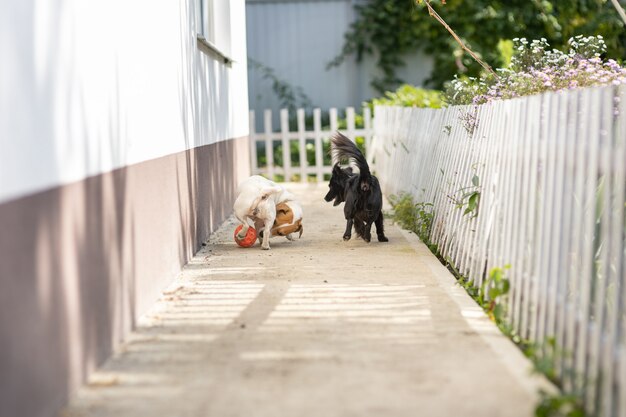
[324,132,388,243]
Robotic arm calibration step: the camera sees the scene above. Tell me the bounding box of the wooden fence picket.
[263,110,274,181]
[313,109,324,182]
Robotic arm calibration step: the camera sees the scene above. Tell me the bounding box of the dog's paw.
[378,235,389,242]
[261,244,271,250]
[343,234,351,241]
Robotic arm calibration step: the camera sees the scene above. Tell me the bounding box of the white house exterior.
[0,1,250,416]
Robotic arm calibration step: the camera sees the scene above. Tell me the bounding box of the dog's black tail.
[330,132,371,180]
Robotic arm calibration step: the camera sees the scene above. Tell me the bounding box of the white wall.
[0,0,249,204]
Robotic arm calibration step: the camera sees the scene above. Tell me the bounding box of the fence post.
[346,107,355,142]
[263,109,274,181]
[364,107,372,161]
[249,110,258,176]
[313,108,324,182]
[280,109,292,181]
[329,108,338,165]
[297,109,307,182]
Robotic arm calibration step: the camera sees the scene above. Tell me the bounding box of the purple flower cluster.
[459,109,478,136]
[444,36,626,106]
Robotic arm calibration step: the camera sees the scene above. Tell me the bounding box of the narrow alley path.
[63,183,547,417]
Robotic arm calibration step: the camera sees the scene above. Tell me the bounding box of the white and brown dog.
[233,175,303,250]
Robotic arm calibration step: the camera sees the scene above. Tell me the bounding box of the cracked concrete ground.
[62,182,548,417]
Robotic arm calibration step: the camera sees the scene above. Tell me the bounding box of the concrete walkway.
[62,183,547,417]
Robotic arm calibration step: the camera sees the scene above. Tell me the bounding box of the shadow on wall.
[176,0,249,265]
[0,166,136,417]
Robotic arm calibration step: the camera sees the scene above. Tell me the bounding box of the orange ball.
[234,225,257,248]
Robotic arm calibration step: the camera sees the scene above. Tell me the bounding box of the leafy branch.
[448,172,481,217]
[417,0,499,80]
[610,0,626,26]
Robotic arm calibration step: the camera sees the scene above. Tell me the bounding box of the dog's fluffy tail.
[330,132,371,180]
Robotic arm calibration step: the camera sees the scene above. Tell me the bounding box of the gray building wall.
[246,0,433,127]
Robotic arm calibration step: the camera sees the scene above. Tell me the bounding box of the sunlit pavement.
[62,183,548,417]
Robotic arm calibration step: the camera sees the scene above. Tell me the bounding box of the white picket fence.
[248,107,373,181]
[373,85,626,417]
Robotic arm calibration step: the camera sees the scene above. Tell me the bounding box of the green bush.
[370,84,443,109]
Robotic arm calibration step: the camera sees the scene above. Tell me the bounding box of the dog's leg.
[375,211,389,242]
[354,218,366,237]
[288,226,303,241]
[343,199,356,241]
[261,213,276,250]
[235,212,250,240]
[363,220,374,243]
[254,218,265,244]
[343,219,353,241]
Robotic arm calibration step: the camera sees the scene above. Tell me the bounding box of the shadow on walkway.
[62,183,547,417]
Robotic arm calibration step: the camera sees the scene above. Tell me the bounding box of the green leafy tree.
[329,0,626,91]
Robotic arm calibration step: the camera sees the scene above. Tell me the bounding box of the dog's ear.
[274,203,293,227]
[271,203,298,237]
[275,202,292,216]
